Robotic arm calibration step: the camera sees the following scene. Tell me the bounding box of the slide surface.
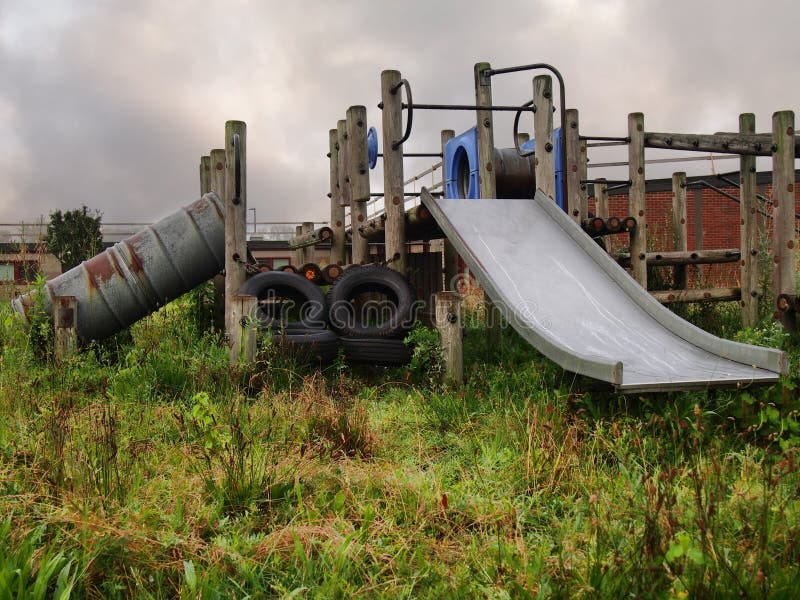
[422,189,787,392]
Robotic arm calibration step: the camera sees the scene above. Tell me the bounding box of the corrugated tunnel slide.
[12,192,225,341]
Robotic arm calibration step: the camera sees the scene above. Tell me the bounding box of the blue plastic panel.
[367,127,378,169]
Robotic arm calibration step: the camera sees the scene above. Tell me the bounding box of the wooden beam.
[224,121,248,364]
[359,206,436,241]
[441,129,459,291]
[209,148,226,334]
[381,70,406,274]
[435,291,463,385]
[301,221,314,264]
[579,136,588,219]
[346,108,370,264]
[644,131,787,157]
[616,248,740,267]
[628,113,647,288]
[288,226,334,249]
[715,131,800,157]
[474,62,501,352]
[651,288,741,304]
[329,129,346,265]
[209,149,225,196]
[236,295,257,363]
[595,178,608,219]
[739,114,759,328]
[533,75,555,200]
[772,110,796,332]
[672,172,688,289]
[336,120,351,207]
[346,106,370,202]
[474,62,497,199]
[565,108,582,222]
[199,156,211,195]
[293,225,304,265]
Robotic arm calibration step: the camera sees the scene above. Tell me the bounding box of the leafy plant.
[26,274,55,364]
[404,322,443,387]
[0,520,77,599]
[186,391,294,515]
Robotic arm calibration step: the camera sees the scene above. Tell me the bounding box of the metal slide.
[422,189,787,392]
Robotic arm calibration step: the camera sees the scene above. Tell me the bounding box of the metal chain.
[234,254,263,275]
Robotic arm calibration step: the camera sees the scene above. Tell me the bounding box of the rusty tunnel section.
[12,192,225,341]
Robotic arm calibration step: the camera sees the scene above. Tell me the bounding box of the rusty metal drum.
[12,192,225,340]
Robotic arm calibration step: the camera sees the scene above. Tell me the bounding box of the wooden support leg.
[224,121,248,364]
[237,294,258,363]
[435,291,463,385]
[54,296,78,363]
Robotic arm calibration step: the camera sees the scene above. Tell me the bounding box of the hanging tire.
[327,265,417,338]
[339,337,411,366]
[270,329,340,365]
[238,271,327,330]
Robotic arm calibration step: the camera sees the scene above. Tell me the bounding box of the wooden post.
[209,148,226,333]
[237,295,257,363]
[224,121,248,364]
[628,113,647,288]
[301,221,315,264]
[435,291,462,385]
[565,108,582,221]
[336,120,351,207]
[441,129,459,290]
[595,178,609,218]
[346,106,370,203]
[200,156,211,195]
[381,70,407,274]
[533,75,555,200]
[474,62,497,199]
[474,62,501,351]
[772,110,796,333]
[672,172,688,290]
[329,129,346,265]
[693,188,704,250]
[209,149,225,195]
[579,137,588,219]
[344,108,370,265]
[294,225,304,265]
[739,113,759,328]
[54,296,77,363]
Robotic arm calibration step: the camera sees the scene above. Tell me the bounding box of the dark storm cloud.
[1,0,798,224]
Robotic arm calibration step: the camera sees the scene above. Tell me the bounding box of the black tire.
[326,265,417,338]
[339,337,411,366]
[270,329,340,365]
[238,271,327,330]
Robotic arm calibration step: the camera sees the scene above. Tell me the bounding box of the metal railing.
[0,220,329,245]
[344,161,445,226]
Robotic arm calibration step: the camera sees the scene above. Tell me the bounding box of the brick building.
[590,169,800,288]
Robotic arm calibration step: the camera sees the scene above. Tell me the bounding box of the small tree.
[44,206,103,271]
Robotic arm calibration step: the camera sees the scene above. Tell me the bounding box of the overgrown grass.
[1,287,800,598]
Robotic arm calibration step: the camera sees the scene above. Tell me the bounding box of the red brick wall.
[588,179,800,289]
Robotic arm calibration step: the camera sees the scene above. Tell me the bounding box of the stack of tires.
[327,265,416,366]
[237,265,416,366]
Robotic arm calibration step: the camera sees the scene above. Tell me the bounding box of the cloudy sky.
[2,0,798,226]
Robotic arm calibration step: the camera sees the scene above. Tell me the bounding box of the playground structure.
[287,61,796,388]
[11,61,798,391]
